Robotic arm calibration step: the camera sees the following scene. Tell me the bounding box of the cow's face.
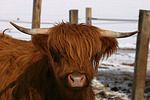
[32,34,97,89]
[31,23,118,90]
[51,55,95,89]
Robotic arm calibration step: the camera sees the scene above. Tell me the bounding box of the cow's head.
[10,22,138,90]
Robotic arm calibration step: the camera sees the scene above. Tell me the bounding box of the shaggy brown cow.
[0,22,138,100]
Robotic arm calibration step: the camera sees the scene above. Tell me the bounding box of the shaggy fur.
[0,23,118,100]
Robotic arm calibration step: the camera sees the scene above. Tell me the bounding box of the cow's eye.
[50,49,62,63]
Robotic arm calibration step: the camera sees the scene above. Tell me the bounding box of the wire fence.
[0,17,139,25]
[0,19,54,25]
[91,17,138,25]
[92,18,138,22]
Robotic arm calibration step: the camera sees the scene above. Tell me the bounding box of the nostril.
[67,74,75,84]
[81,76,84,80]
[70,75,74,82]
[80,75,85,82]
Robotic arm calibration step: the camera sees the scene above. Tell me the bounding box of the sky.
[0,0,150,41]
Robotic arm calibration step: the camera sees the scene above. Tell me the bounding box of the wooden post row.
[69,10,78,24]
[86,8,92,25]
[32,0,42,28]
[132,10,150,100]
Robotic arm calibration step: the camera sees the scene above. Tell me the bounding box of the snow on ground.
[93,78,129,100]
[92,49,150,99]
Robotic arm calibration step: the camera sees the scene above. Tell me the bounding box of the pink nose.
[67,72,86,88]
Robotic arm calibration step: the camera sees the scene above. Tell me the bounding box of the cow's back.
[0,34,44,100]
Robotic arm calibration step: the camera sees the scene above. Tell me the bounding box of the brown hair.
[0,23,118,100]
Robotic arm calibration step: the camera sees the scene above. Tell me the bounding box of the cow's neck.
[44,76,95,100]
[55,86,95,100]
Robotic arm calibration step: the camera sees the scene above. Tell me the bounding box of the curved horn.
[100,29,138,38]
[10,22,49,35]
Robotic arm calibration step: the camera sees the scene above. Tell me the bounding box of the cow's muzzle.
[67,72,87,88]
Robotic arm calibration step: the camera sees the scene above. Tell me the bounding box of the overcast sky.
[0,0,149,45]
[0,0,150,31]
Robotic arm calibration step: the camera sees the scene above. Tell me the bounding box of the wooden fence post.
[32,0,42,28]
[69,10,78,24]
[132,10,150,100]
[86,8,92,25]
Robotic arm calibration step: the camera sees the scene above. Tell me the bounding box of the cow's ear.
[100,37,118,59]
[32,34,49,55]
